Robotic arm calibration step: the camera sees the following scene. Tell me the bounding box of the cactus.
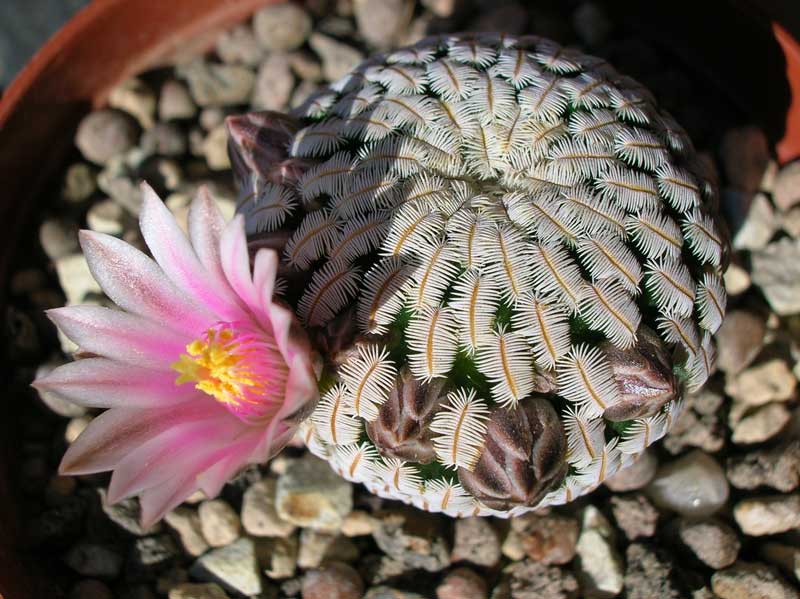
[227,32,727,517]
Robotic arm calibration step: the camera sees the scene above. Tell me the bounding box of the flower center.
[172,322,282,423]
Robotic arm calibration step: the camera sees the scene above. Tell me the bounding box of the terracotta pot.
[0,1,798,597]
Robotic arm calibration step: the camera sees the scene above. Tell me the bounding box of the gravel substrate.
[6,1,800,598]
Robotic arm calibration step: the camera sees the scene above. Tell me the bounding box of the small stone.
[507,512,579,566]
[202,125,230,170]
[505,559,580,599]
[573,2,613,46]
[610,494,659,540]
[725,262,752,295]
[252,54,294,111]
[309,34,365,82]
[575,506,624,597]
[364,588,428,599]
[436,567,487,599]
[62,163,97,204]
[253,3,312,51]
[65,416,92,443]
[215,25,264,66]
[99,489,160,536]
[177,60,255,107]
[169,583,230,599]
[241,478,296,538]
[39,218,79,261]
[297,530,358,569]
[263,536,298,579]
[128,535,179,579]
[64,543,123,578]
[70,580,114,599]
[715,311,766,375]
[354,0,414,49]
[191,537,262,596]
[98,160,142,214]
[781,206,800,238]
[663,391,726,454]
[159,79,197,122]
[340,510,376,537]
[75,109,139,165]
[752,238,800,315]
[760,543,800,583]
[451,517,501,567]
[726,359,796,406]
[140,122,187,157]
[288,50,324,81]
[275,455,352,532]
[198,500,241,548]
[678,518,740,569]
[54,254,103,305]
[712,562,798,599]
[731,403,791,445]
[421,0,457,18]
[291,80,323,109]
[721,126,770,194]
[647,450,729,517]
[734,193,779,251]
[734,494,800,536]
[605,450,658,492]
[624,543,682,599]
[372,508,451,572]
[86,199,125,236]
[109,78,157,129]
[774,161,800,212]
[156,568,189,595]
[165,507,209,557]
[726,441,800,492]
[302,562,363,599]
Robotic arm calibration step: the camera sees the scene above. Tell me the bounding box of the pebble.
[86,199,125,236]
[725,262,752,295]
[75,109,139,165]
[263,536,299,579]
[353,0,414,49]
[726,441,800,492]
[451,516,501,567]
[99,489,161,536]
[177,60,255,107]
[202,125,231,171]
[624,543,682,599]
[190,538,262,596]
[39,218,79,261]
[159,80,198,121]
[340,510,376,537]
[664,392,726,454]
[298,530,358,569]
[288,50,324,81]
[198,499,241,548]
[109,78,157,129]
[241,478,296,538]
[760,543,800,583]
[215,25,264,67]
[609,494,659,540]
[64,543,123,578]
[372,508,451,572]
[575,506,624,598]
[140,122,187,157]
[731,403,791,445]
[62,162,97,204]
[726,359,796,406]
[733,193,778,251]
[70,580,114,599]
[752,238,800,315]
[128,535,179,578]
[773,161,800,212]
[165,507,209,557]
[505,559,580,599]
[436,567,488,599]
[54,253,103,305]
[505,512,579,566]
[97,160,142,214]
[420,0,457,17]
[275,455,352,532]
[252,54,294,111]
[168,583,230,599]
[309,33,365,82]
[712,562,798,599]
[678,518,740,569]
[647,450,729,517]
[605,449,658,492]
[364,588,428,599]
[734,494,800,536]
[781,206,800,237]
[302,561,363,599]
[715,311,766,374]
[720,126,770,194]
[291,80,323,109]
[253,3,312,51]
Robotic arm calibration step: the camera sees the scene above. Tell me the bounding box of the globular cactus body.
[228,33,727,517]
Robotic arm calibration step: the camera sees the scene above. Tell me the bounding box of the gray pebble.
[353,0,414,49]
[159,80,198,121]
[140,122,187,157]
[252,54,294,111]
[62,163,97,204]
[75,109,139,165]
[215,24,264,66]
[65,543,123,578]
[309,33,364,82]
[39,218,79,261]
[253,3,312,51]
[108,78,157,129]
[177,60,255,107]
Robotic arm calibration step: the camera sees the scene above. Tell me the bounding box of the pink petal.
[281,354,319,421]
[79,230,214,336]
[47,306,186,369]
[253,248,279,315]
[59,401,231,475]
[188,187,228,288]
[33,357,199,409]
[195,432,261,498]
[139,184,246,322]
[220,215,261,316]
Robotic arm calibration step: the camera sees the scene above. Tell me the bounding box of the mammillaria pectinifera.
[226,32,729,518]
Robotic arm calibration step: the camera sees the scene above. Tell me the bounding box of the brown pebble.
[302,561,363,599]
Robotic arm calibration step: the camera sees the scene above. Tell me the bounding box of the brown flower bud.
[602,325,679,422]
[312,307,361,366]
[458,397,567,511]
[366,367,448,464]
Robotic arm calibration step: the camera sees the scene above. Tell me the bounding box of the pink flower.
[33,185,318,526]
